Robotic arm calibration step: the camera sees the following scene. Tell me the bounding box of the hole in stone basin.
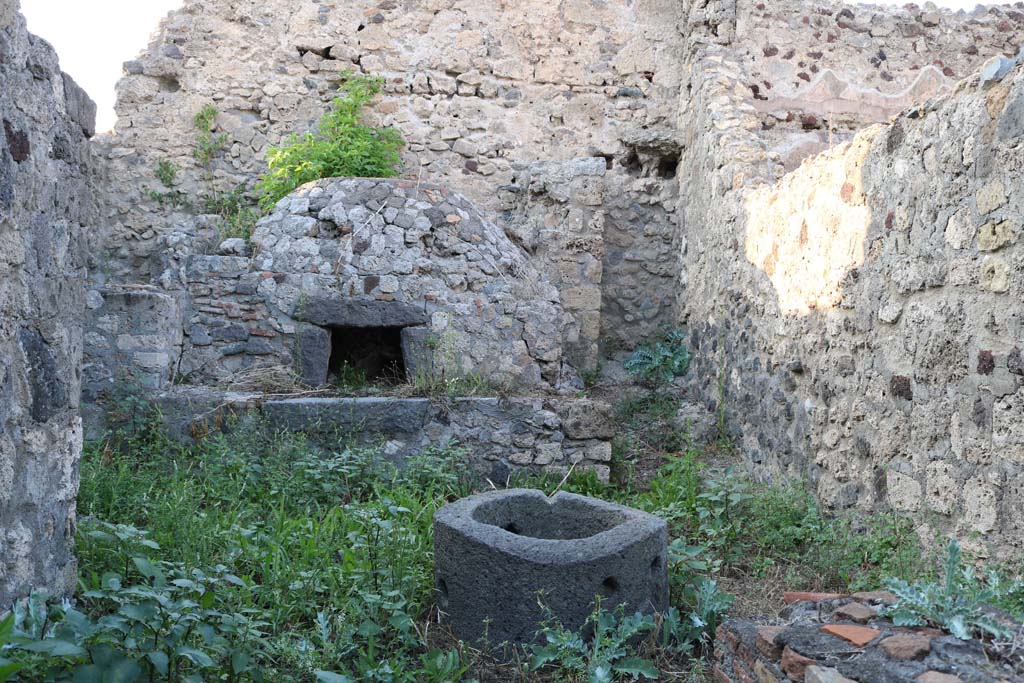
[328,326,406,385]
[650,555,661,573]
[473,496,628,540]
[599,577,619,596]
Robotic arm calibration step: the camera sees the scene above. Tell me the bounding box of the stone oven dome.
[250,177,565,388]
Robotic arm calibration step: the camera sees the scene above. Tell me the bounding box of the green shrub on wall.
[256,73,404,210]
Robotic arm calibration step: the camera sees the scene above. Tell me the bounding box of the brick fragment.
[781,646,818,681]
[757,625,787,659]
[718,624,741,651]
[820,624,881,647]
[783,591,846,604]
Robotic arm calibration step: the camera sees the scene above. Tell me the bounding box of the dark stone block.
[294,323,330,386]
[294,296,428,328]
[18,327,68,422]
[245,338,275,355]
[400,325,431,381]
[262,396,432,435]
[434,489,668,645]
[4,119,29,162]
[890,375,912,401]
[61,73,96,137]
[209,323,249,342]
[977,350,995,376]
[1009,347,1024,376]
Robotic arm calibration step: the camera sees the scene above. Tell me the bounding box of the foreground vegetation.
[1,361,1021,680]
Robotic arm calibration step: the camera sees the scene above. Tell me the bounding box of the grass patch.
[7,378,1012,681]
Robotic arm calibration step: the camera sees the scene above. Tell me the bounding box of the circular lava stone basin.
[433,488,669,645]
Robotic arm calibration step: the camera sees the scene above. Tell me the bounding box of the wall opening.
[328,326,406,384]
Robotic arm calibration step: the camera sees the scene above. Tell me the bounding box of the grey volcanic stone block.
[294,296,428,328]
[62,72,96,136]
[263,397,432,436]
[294,323,330,385]
[434,489,668,645]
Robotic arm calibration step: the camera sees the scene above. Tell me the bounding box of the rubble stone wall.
[94,0,688,358]
[678,20,1024,558]
[0,2,95,605]
[80,0,1024,561]
[149,389,617,483]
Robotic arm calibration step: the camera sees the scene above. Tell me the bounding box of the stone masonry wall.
[148,389,617,483]
[0,1,95,605]
[677,17,1024,559]
[94,0,688,359]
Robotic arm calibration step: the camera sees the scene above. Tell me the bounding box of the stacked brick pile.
[713,592,1022,683]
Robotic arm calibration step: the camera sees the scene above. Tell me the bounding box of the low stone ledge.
[131,388,615,481]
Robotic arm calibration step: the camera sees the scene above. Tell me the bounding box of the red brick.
[916,673,963,683]
[783,591,847,604]
[820,624,881,647]
[718,624,741,652]
[833,602,876,624]
[781,646,818,681]
[734,659,756,683]
[713,664,733,683]
[880,633,931,661]
[757,625,787,659]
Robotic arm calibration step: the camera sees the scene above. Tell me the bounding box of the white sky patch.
[21,0,182,134]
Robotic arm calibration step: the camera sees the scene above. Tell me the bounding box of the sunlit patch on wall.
[744,129,879,315]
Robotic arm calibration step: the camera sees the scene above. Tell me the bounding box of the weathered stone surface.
[879,633,931,661]
[295,298,428,329]
[263,397,433,435]
[916,673,963,683]
[433,489,668,644]
[852,591,898,606]
[146,390,614,478]
[159,178,568,388]
[834,601,877,624]
[0,2,94,606]
[806,666,856,683]
[679,42,1024,559]
[554,399,616,440]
